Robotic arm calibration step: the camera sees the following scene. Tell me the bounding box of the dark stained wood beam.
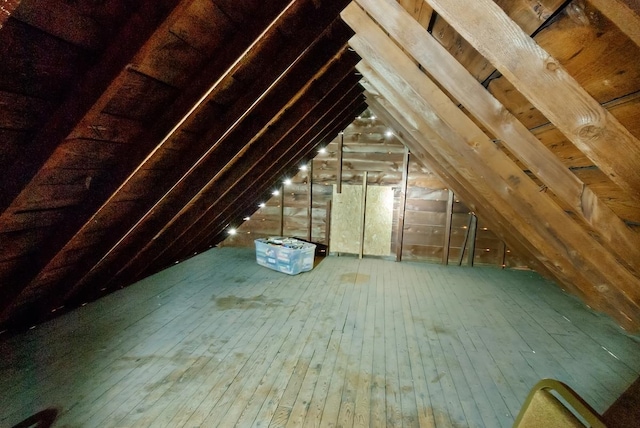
[124,79,363,284]
[65,55,360,303]
[189,99,365,260]
[0,0,183,214]
[0,0,298,322]
[0,0,21,28]
[21,17,353,317]
[173,91,365,260]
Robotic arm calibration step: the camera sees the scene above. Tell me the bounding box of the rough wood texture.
[349,15,640,331]
[424,0,640,200]
[356,0,640,275]
[2,248,638,427]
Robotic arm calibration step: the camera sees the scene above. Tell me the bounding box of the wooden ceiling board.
[0,0,291,324]
[56,31,357,310]
[0,0,182,214]
[354,0,640,282]
[201,101,367,255]
[118,68,362,288]
[170,88,365,267]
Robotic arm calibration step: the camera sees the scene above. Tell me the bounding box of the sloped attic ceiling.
[0,0,639,333]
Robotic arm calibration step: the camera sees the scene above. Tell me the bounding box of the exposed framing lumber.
[279,184,285,237]
[458,213,472,267]
[442,189,454,265]
[336,131,344,193]
[307,160,313,241]
[66,61,360,300]
[422,0,640,200]
[152,93,365,277]
[588,0,640,48]
[467,214,477,267]
[359,171,368,259]
[195,102,364,262]
[39,23,355,313]
[365,93,552,281]
[164,94,365,271]
[125,75,361,284]
[343,4,640,330]
[354,0,640,276]
[0,0,183,214]
[136,99,365,284]
[395,146,410,262]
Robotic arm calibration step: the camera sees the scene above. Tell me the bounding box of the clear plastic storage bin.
[254,237,316,275]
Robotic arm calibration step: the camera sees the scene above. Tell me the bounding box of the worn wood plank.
[344,3,640,330]
[356,0,640,277]
[424,0,640,199]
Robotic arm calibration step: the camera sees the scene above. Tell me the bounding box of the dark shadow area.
[11,408,58,428]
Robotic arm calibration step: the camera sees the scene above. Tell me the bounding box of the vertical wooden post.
[499,241,507,269]
[325,199,332,252]
[442,189,454,265]
[467,214,477,267]
[359,171,368,259]
[395,147,410,262]
[307,161,313,241]
[279,184,284,237]
[458,212,473,266]
[337,132,344,193]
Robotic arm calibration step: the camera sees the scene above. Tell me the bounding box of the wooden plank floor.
[1,247,639,427]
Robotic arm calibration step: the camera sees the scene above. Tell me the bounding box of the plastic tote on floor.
[254,237,316,275]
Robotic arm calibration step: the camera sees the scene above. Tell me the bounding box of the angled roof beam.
[343,3,640,330]
[170,90,365,266]
[364,94,551,279]
[358,58,609,320]
[0,0,299,321]
[0,0,184,213]
[422,0,640,200]
[200,100,365,255]
[110,73,361,289]
[14,18,354,324]
[65,50,359,303]
[354,0,640,274]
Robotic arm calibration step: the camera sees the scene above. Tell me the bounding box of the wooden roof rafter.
[17,15,355,319]
[64,45,360,304]
[342,1,640,330]
[424,0,640,200]
[93,60,361,296]
[163,88,366,270]
[354,0,640,274]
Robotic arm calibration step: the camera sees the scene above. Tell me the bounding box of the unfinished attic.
[1,0,640,426]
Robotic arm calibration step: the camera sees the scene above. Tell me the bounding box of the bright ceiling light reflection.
[283,178,292,186]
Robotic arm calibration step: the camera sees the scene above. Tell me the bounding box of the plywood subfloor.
[1,247,639,427]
